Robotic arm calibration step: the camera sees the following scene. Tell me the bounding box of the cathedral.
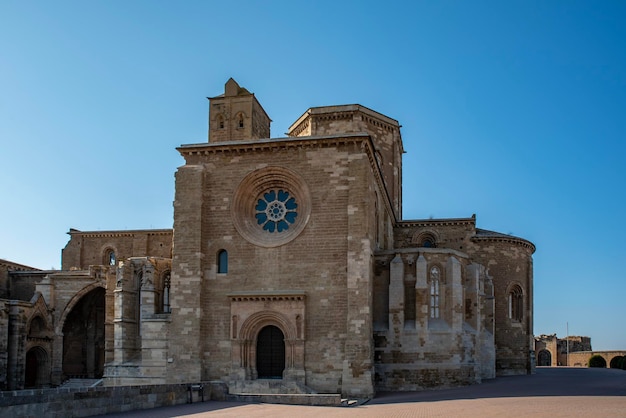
[0,79,535,398]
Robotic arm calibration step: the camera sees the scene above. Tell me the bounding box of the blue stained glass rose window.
[255,189,298,233]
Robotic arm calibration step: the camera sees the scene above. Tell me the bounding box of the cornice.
[8,270,53,276]
[227,290,306,302]
[398,217,476,228]
[67,229,173,238]
[471,232,536,253]
[177,133,370,156]
[288,104,400,133]
[0,259,40,271]
[375,247,469,259]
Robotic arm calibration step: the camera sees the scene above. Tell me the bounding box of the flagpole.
[566,322,569,367]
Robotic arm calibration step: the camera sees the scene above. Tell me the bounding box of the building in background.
[534,334,625,368]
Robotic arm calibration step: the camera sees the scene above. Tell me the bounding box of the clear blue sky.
[1,1,625,351]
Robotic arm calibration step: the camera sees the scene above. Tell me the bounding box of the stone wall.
[0,300,8,389]
[287,105,403,217]
[61,229,172,271]
[567,351,626,367]
[0,260,44,301]
[0,266,8,299]
[535,334,558,366]
[533,335,624,368]
[174,135,378,397]
[558,336,592,353]
[468,235,535,375]
[393,218,535,377]
[372,249,495,390]
[106,257,172,385]
[0,382,222,418]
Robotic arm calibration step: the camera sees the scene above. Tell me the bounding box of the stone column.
[446,257,463,332]
[465,263,480,331]
[113,262,139,363]
[0,301,8,390]
[7,302,26,389]
[388,254,404,343]
[50,334,64,386]
[341,155,374,398]
[140,264,156,318]
[414,254,428,331]
[526,256,535,374]
[168,164,205,383]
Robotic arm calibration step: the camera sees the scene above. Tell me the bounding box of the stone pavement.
[93,368,626,418]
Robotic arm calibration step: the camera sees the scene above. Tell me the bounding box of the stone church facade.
[0,79,535,398]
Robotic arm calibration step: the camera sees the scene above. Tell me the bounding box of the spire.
[225,78,240,96]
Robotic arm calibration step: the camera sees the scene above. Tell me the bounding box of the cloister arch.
[565,350,626,368]
[57,282,106,335]
[609,356,625,369]
[60,286,106,379]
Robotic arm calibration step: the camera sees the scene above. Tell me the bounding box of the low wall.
[566,351,626,367]
[0,381,227,418]
[229,393,342,406]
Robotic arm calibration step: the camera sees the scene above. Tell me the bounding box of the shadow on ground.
[371,367,626,404]
[94,367,626,417]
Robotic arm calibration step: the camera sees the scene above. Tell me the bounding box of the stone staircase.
[229,379,313,395]
[59,378,103,389]
[227,379,344,406]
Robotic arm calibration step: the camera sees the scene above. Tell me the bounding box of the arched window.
[508,285,523,321]
[162,271,171,313]
[104,249,116,266]
[217,114,225,129]
[217,249,228,274]
[237,113,244,128]
[28,316,47,338]
[421,233,436,248]
[429,266,440,319]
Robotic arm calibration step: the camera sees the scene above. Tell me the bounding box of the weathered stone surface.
[0,78,535,399]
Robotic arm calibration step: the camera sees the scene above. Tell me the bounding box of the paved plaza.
[94,367,626,418]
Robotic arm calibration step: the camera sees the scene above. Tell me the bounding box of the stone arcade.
[0,79,535,398]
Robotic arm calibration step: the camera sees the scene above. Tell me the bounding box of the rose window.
[232,166,310,247]
[255,190,298,233]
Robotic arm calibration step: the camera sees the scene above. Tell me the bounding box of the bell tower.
[207,78,271,143]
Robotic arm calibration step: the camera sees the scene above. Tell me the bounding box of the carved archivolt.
[229,292,306,380]
[411,229,440,247]
[238,310,297,341]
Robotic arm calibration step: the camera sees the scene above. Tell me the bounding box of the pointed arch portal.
[25,346,50,388]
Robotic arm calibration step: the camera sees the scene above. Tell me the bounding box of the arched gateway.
[537,349,552,366]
